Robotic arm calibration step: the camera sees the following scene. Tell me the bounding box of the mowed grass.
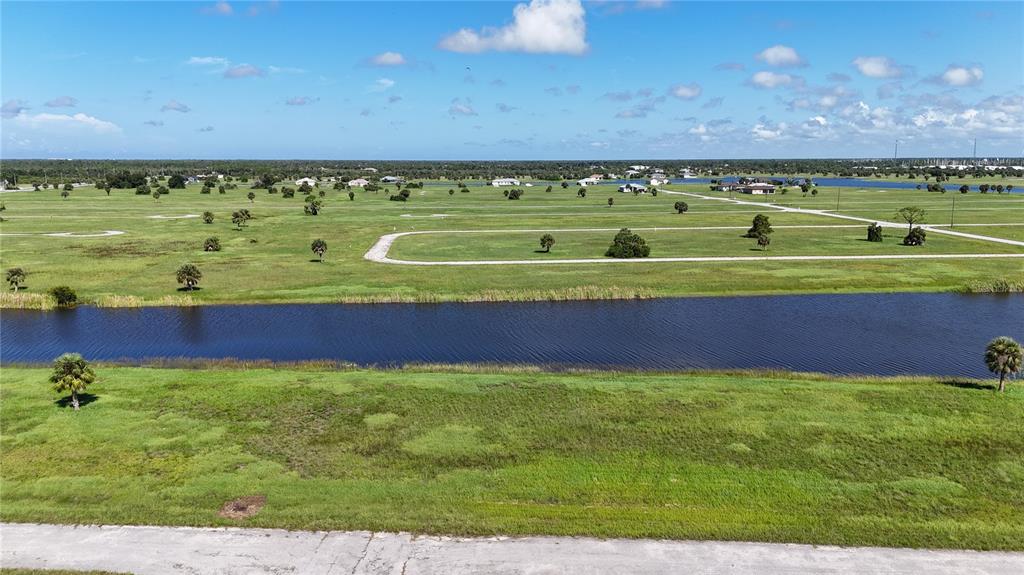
[0,183,1021,305]
[2,365,1023,550]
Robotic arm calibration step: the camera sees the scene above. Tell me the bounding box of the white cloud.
[669,83,702,100]
[223,64,265,79]
[2,100,29,119]
[439,0,588,55]
[755,45,805,67]
[939,65,984,87]
[160,100,191,113]
[688,124,707,134]
[285,96,319,106]
[371,78,395,91]
[751,122,786,140]
[750,71,794,89]
[852,56,905,78]
[200,1,233,16]
[449,97,478,117]
[11,112,121,134]
[369,51,407,66]
[187,56,229,66]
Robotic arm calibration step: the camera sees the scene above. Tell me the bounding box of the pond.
[2,293,1020,378]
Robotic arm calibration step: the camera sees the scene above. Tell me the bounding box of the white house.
[618,183,648,193]
[649,177,670,186]
[491,178,520,187]
[629,164,650,171]
[577,177,601,187]
[739,182,777,194]
[381,175,404,184]
[362,167,379,173]
[347,178,369,187]
[295,177,317,187]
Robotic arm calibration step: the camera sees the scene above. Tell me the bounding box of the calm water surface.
[2,294,1021,378]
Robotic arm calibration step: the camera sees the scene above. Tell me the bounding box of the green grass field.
[0,182,1021,306]
[2,365,1022,550]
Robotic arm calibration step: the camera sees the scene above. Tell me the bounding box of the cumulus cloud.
[750,121,786,140]
[223,64,265,78]
[827,73,852,83]
[438,0,588,55]
[45,96,77,108]
[615,97,664,119]
[545,86,562,96]
[11,112,121,134]
[852,56,907,78]
[934,65,984,87]
[496,102,517,113]
[160,100,191,113]
[669,83,702,100]
[2,99,29,119]
[368,51,407,66]
[449,97,478,117]
[749,71,795,89]
[755,45,805,67]
[285,96,319,106]
[388,95,403,104]
[603,91,634,102]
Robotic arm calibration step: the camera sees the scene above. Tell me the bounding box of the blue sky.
[2,0,1022,159]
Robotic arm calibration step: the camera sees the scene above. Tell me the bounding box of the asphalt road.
[3,523,1022,574]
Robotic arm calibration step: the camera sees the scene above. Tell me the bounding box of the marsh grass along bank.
[2,365,1022,550]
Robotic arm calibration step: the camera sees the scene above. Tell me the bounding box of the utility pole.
[836,187,841,212]
[894,139,900,160]
[950,195,956,229]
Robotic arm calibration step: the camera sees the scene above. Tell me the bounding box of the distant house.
[624,169,642,178]
[577,177,601,187]
[629,164,650,171]
[362,167,379,173]
[491,178,520,187]
[649,177,670,186]
[381,176,404,184]
[618,183,648,193]
[295,177,317,187]
[739,182,776,194]
[347,178,369,187]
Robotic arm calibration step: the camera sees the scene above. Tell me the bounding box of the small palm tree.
[202,211,215,224]
[540,234,555,253]
[757,233,771,251]
[6,267,26,292]
[176,263,202,291]
[311,239,327,262]
[985,336,1022,392]
[247,192,256,203]
[50,353,96,411]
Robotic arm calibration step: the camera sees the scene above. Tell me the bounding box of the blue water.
[428,177,1020,193]
[2,294,1021,378]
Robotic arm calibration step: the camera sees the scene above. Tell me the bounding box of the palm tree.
[311,239,327,262]
[50,353,96,411]
[985,336,1022,392]
[176,263,202,291]
[540,234,555,253]
[6,267,26,291]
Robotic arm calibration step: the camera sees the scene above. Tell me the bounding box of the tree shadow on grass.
[54,393,99,409]
[938,379,996,391]
[176,287,203,292]
[533,250,552,254]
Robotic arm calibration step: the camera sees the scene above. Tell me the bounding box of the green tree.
[959,184,970,194]
[757,233,771,251]
[63,183,73,191]
[895,206,926,233]
[304,196,323,215]
[203,237,221,252]
[540,234,555,253]
[152,189,161,201]
[247,191,256,203]
[605,228,650,258]
[903,227,927,246]
[745,214,773,238]
[231,210,251,229]
[202,211,215,224]
[985,336,1022,392]
[674,201,689,214]
[449,189,455,196]
[348,191,355,201]
[311,238,327,262]
[867,223,884,242]
[49,285,78,307]
[167,174,186,189]
[176,263,202,290]
[607,197,614,207]
[60,190,70,200]
[6,267,26,291]
[49,353,96,411]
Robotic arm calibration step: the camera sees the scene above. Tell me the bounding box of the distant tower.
[973,138,977,163]
[894,139,899,160]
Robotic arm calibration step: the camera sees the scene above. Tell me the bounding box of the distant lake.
[2,294,1021,378]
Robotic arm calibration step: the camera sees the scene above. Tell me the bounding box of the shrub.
[674,201,688,214]
[903,227,926,246]
[867,223,883,242]
[745,214,773,238]
[507,189,523,200]
[49,285,78,307]
[203,237,221,252]
[605,228,650,258]
[202,211,215,224]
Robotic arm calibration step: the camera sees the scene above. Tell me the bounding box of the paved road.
[3,523,1022,574]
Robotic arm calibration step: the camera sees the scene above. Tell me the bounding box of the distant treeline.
[2,158,1021,186]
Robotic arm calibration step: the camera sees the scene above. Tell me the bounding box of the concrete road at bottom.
[3,523,1023,574]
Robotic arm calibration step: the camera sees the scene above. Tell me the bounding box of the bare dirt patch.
[218,495,267,519]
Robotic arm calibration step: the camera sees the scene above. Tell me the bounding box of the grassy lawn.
[2,365,1023,550]
[0,183,1021,305]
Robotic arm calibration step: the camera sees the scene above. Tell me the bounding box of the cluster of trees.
[744,214,774,251]
[231,209,252,229]
[867,223,884,242]
[896,207,927,246]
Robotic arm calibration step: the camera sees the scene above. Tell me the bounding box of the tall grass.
[0,291,55,310]
[955,278,1024,294]
[335,286,656,304]
[95,294,199,307]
